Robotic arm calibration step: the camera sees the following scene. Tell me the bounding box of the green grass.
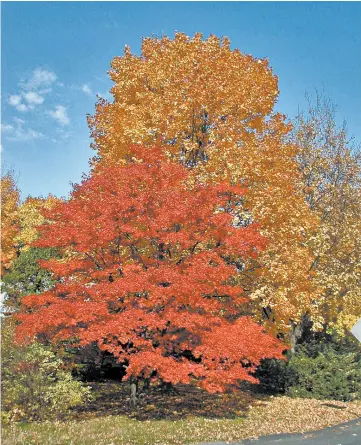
[4,396,361,445]
[3,381,361,445]
[2,415,247,445]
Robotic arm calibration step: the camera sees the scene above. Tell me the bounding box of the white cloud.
[8,95,28,111]
[81,84,93,96]
[3,118,45,142]
[48,105,70,126]
[8,95,22,106]
[7,68,57,113]
[23,91,44,105]
[1,124,14,132]
[21,68,57,91]
[16,103,28,112]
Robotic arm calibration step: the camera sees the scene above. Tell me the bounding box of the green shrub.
[1,247,59,311]
[253,358,288,393]
[256,332,361,401]
[285,346,361,401]
[1,318,92,422]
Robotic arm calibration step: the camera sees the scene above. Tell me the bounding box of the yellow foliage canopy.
[1,173,20,274]
[89,33,319,333]
[16,195,60,248]
[1,175,60,275]
[293,94,361,332]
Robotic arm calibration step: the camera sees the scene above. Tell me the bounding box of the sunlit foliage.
[88,32,318,333]
[293,93,361,332]
[1,171,20,274]
[17,146,285,393]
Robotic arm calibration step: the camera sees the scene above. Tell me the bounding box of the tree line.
[1,33,361,419]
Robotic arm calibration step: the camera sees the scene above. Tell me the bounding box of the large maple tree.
[17,147,284,393]
[88,32,318,334]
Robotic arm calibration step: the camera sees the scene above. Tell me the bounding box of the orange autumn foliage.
[17,146,285,392]
[88,33,319,333]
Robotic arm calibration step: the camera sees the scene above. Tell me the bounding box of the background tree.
[292,92,361,332]
[1,195,61,311]
[1,247,60,312]
[16,146,285,399]
[88,32,318,335]
[1,171,20,274]
[16,195,60,250]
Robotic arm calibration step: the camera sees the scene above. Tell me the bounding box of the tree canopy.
[17,146,285,393]
[1,171,20,274]
[292,93,361,332]
[88,33,318,333]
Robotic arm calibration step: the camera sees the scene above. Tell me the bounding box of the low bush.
[1,318,92,422]
[286,345,361,401]
[256,331,361,401]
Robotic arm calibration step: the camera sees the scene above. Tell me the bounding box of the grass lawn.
[3,380,361,445]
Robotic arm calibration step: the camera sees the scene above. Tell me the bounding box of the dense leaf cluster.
[256,332,361,401]
[1,318,91,423]
[16,146,285,393]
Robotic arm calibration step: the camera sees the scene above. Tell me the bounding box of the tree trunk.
[289,320,303,355]
[129,377,138,408]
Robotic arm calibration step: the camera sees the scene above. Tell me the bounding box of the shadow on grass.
[73,379,268,421]
[321,403,348,410]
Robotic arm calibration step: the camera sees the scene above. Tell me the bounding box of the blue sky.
[2,1,361,200]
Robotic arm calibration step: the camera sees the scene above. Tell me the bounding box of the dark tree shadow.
[73,379,268,421]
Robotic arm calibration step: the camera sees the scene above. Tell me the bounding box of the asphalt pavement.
[198,417,361,445]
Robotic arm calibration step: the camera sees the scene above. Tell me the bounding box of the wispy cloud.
[48,105,70,126]
[20,68,57,91]
[8,68,57,112]
[2,118,45,142]
[1,123,15,132]
[4,67,77,149]
[50,127,73,144]
[81,84,93,96]
[96,91,112,101]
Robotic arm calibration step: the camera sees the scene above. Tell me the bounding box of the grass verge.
[3,381,361,445]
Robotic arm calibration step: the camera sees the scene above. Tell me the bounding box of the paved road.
[199,418,361,445]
